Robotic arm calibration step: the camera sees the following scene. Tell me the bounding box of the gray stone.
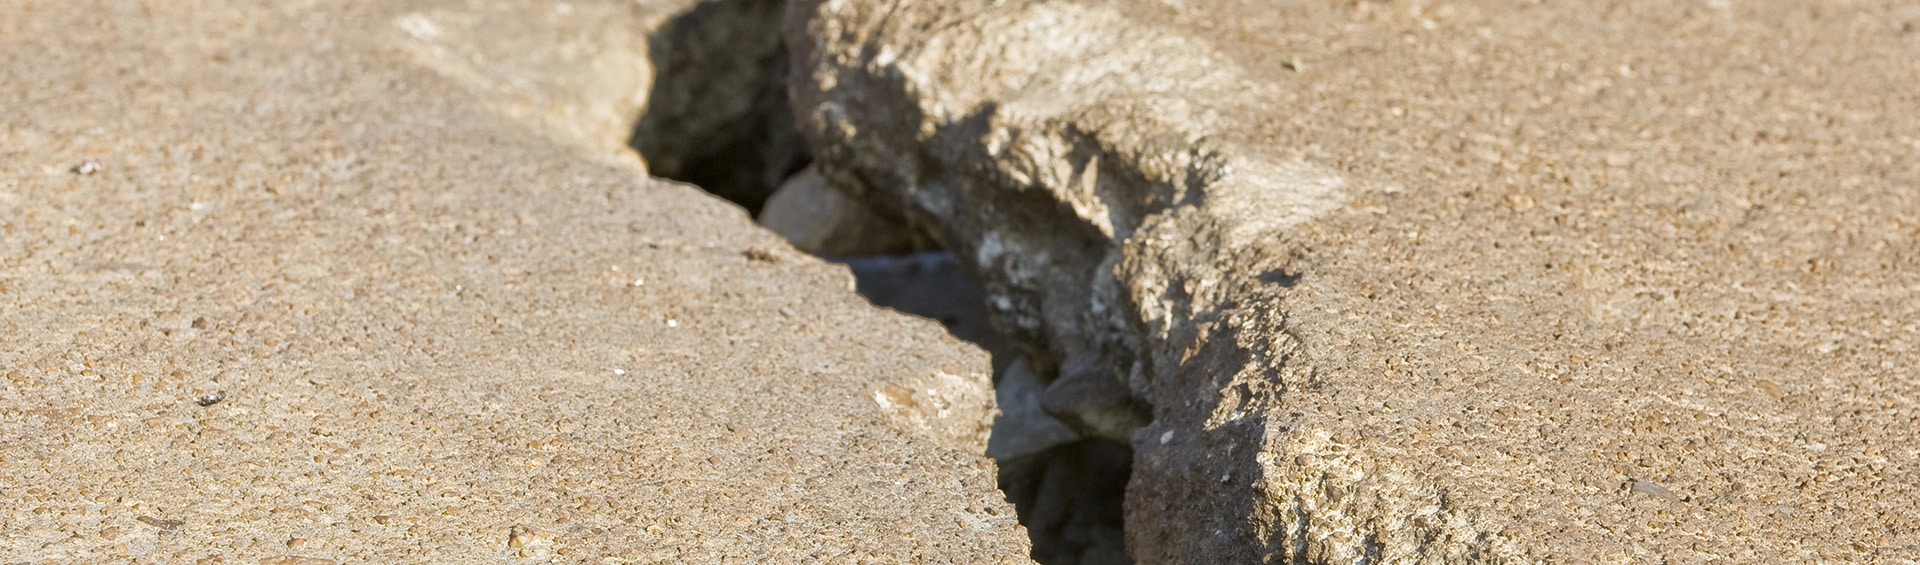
[0,0,1029,562]
[787,0,1920,561]
[987,359,1081,463]
[758,166,925,257]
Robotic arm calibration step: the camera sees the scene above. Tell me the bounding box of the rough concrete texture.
[0,0,1030,562]
[788,0,1920,562]
[393,0,673,156]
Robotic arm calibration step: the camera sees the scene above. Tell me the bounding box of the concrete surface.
[787,0,1920,561]
[0,0,1030,562]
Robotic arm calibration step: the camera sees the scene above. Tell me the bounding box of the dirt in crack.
[627,1,1133,563]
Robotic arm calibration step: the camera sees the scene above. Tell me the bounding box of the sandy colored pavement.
[786,0,1920,561]
[1190,2,1920,561]
[0,0,1028,562]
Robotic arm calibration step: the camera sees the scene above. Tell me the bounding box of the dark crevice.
[1000,439,1135,565]
[626,2,1131,563]
[842,253,1017,373]
[629,0,807,214]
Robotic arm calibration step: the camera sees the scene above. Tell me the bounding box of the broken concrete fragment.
[0,0,1027,562]
[987,359,1081,463]
[788,0,1920,561]
[1039,354,1149,442]
[758,166,924,257]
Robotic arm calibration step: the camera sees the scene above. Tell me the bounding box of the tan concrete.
[0,0,1028,562]
[787,0,1920,561]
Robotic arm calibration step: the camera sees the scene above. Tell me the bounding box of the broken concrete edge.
[390,0,808,195]
[2,1,1033,561]
[390,0,681,167]
[785,0,1533,561]
[392,0,1029,460]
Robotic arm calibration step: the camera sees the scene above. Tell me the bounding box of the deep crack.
[627,1,1134,563]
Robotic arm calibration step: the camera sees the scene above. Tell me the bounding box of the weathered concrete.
[788,0,1920,561]
[0,0,1029,562]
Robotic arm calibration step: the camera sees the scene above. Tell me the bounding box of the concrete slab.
[0,1,1029,562]
[787,0,1920,561]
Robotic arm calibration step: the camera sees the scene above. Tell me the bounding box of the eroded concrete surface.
[0,0,1029,562]
[788,0,1920,561]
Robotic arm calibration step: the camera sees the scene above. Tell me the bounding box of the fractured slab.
[787,0,1920,561]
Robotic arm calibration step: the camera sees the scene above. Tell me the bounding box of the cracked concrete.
[787,0,1920,561]
[0,0,1029,562]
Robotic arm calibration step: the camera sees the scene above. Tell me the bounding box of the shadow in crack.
[629,0,806,214]
[1001,439,1135,565]
[626,1,1132,562]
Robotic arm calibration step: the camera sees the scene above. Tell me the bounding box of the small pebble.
[1628,478,1676,501]
[195,391,226,406]
[508,529,526,548]
[136,516,183,531]
[666,319,678,328]
[71,160,102,175]
[743,247,780,262]
[507,524,550,551]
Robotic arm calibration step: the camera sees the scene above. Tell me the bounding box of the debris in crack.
[630,1,1138,562]
[784,0,1920,561]
[1040,353,1152,442]
[759,165,930,258]
[987,359,1081,462]
[780,0,1304,561]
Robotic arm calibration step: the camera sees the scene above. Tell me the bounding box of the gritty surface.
[1185,1,1920,561]
[787,0,1920,561]
[0,0,1029,562]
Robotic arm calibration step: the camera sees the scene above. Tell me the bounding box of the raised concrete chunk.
[788,0,1920,561]
[0,1,1028,562]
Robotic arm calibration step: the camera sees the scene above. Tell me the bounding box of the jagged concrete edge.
[784,0,1536,561]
